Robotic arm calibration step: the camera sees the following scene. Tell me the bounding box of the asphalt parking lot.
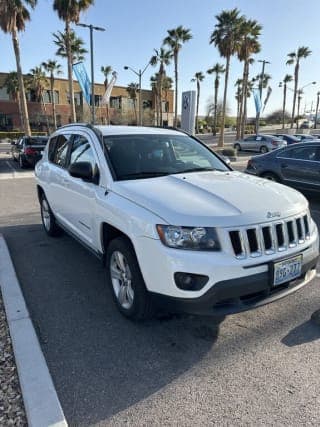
[0,143,320,426]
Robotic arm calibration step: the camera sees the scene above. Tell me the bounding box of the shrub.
[0,131,47,140]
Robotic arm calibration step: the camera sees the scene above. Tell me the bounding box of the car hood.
[112,171,308,227]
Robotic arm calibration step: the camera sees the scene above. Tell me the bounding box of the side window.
[281,147,317,161]
[246,136,255,141]
[48,136,57,161]
[52,134,71,168]
[69,134,96,170]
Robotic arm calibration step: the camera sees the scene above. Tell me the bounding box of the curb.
[0,234,68,427]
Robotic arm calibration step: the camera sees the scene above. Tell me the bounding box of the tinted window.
[280,146,319,161]
[245,136,256,141]
[25,137,48,146]
[52,134,71,167]
[103,134,228,180]
[48,136,58,161]
[70,135,96,170]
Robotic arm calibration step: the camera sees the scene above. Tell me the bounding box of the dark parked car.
[12,136,48,168]
[293,134,315,142]
[274,134,300,145]
[245,142,320,195]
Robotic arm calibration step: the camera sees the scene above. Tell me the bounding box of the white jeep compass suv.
[35,124,319,319]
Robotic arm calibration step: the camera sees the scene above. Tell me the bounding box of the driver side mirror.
[69,161,93,182]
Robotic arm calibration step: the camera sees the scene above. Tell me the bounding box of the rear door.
[241,135,256,150]
[277,145,320,192]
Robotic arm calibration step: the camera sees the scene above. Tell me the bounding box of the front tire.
[261,172,280,182]
[234,143,241,151]
[40,194,62,237]
[106,237,154,320]
[19,155,27,169]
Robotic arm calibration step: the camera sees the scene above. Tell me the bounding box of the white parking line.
[5,160,16,172]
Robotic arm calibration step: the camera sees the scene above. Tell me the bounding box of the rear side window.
[51,134,72,168]
[278,146,318,161]
[26,137,48,146]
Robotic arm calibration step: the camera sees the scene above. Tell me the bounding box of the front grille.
[229,214,310,259]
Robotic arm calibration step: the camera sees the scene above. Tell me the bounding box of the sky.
[1,0,320,117]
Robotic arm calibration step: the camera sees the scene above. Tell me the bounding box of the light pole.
[76,23,106,124]
[256,59,270,134]
[293,81,316,129]
[123,61,151,126]
[314,91,320,129]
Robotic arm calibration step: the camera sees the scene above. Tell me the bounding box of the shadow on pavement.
[0,223,223,425]
[281,312,320,347]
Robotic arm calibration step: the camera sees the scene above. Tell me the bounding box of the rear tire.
[260,146,268,154]
[40,194,62,237]
[234,143,241,151]
[106,237,154,320]
[261,172,280,182]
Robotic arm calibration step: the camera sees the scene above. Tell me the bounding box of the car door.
[46,133,73,220]
[58,132,101,248]
[277,145,320,192]
[241,135,256,150]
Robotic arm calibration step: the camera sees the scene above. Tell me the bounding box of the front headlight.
[156,225,220,251]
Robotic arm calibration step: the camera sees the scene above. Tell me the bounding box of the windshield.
[103,134,229,180]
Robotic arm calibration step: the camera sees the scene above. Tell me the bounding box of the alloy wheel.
[110,251,134,309]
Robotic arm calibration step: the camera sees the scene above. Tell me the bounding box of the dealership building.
[0,72,174,131]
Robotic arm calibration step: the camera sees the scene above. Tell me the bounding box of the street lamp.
[295,81,316,129]
[314,91,320,129]
[123,61,151,126]
[256,59,270,134]
[76,23,106,124]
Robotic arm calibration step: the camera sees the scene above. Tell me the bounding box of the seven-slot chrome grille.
[229,214,310,259]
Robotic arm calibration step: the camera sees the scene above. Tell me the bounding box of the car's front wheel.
[40,194,62,237]
[19,155,27,169]
[106,237,154,320]
[234,143,241,151]
[261,172,280,182]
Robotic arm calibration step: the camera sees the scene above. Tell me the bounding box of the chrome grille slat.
[228,214,310,259]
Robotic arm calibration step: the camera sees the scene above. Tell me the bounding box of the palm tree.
[210,8,244,146]
[29,65,49,131]
[163,26,192,127]
[3,71,23,126]
[162,75,173,124]
[234,78,243,136]
[280,74,293,129]
[53,30,87,63]
[101,65,113,89]
[127,83,139,124]
[237,18,261,138]
[150,74,160,125]
[150,47,172,126]
[53,0,94,122]
[191,72,205,133]
[286,46,312,128]
[207,63,225,135]
[42,60,62,130]
[0,0,38,136]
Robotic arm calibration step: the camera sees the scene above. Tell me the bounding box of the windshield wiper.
[117,171,170,180]
[174,167,216,174]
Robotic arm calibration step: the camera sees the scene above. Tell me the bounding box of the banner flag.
[262,86,272,113]
[101,71,117,105]
[72,62,91,105]
[253,88,262,114]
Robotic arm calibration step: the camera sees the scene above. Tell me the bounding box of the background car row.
[11,136,48,168]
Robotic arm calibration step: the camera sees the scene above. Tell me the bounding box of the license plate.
[273,255,302,286]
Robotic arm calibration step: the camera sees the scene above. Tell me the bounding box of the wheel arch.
[36,185,45,203]
[260,170,282,182]
[100,222,134,256]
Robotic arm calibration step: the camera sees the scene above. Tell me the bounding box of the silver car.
[234,134,287,154]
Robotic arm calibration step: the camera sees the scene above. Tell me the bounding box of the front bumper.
[150,255,318,316]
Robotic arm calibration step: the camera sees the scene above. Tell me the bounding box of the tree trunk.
[173,51,178,127]
[282,85,287,129]
[12,28,31,136]
[195,80,200,134]
[159,67,164,126]
[291,62,299,128]
[238,62,246,140]
[218,56,230,147]
[240,61,249,139]
[50,75,57,130]
[66,21,76,122]
[213,77,219,136]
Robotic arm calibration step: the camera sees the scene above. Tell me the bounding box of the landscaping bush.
[215,147,237,157]
[0,131,47,140]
